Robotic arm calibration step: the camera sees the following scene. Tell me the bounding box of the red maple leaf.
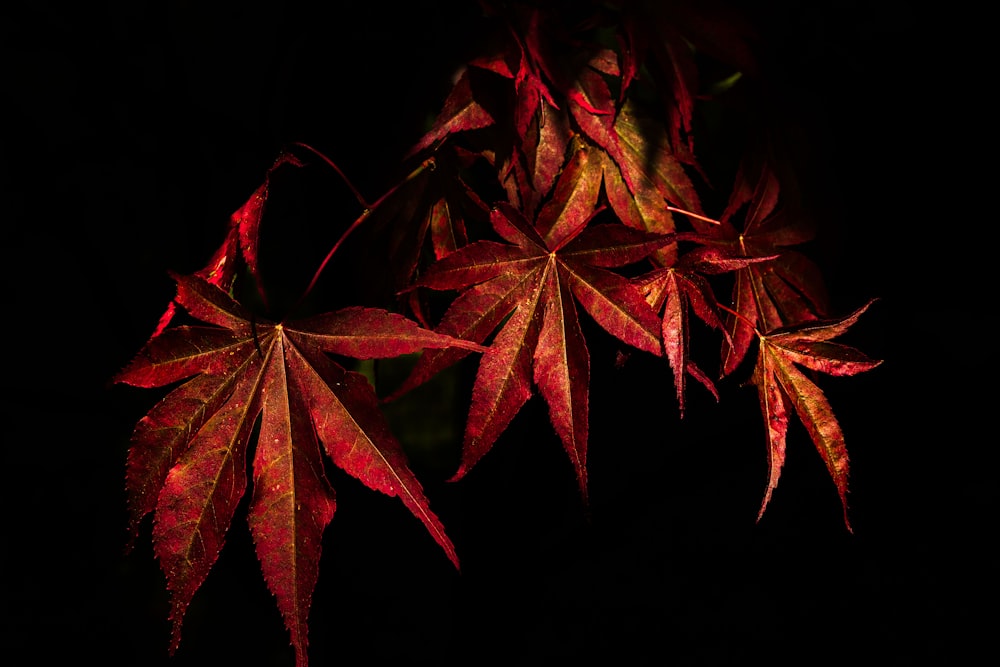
[751,299,882,531]
[392,140,671,504]
[633,237,779,415]
[706,160,831,377]
[634,262,724,416]
[114,272,485,667]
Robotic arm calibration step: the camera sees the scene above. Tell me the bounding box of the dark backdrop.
[3,2,993,665]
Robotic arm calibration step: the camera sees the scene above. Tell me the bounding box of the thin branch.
[294,158,437,309]
[292,141,370,208]
[667,205,721,226]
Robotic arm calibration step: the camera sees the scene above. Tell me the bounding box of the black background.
[3,1,994,665]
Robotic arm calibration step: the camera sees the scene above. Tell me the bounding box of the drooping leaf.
[634,266,722,415]
[115,272,485,666]
[630,231,781,414]
[751,299,882,531]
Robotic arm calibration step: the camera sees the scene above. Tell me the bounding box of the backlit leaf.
[752,300,882,530]
[116,273,483,665]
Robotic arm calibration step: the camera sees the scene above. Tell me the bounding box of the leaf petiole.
[716,301,760,335]
[666,205,721,226]
[293,141,370,208]
[295,157,437,309]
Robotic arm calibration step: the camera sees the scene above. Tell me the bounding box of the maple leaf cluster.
[114,2,881,665]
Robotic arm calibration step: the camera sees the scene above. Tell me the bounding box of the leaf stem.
[295,157,437,309]
[667,206,721,226]
[292,141,371,208]
[716,301,761,335]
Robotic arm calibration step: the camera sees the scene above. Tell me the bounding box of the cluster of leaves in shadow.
[114,1,882,665]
